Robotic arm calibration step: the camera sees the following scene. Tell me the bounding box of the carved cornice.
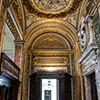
[79,44,98,63]
[22,0,83,18]
[6,4,23,40]
[30,49,74,57]
[4,0,22,28]
[33,67,67,73]
[11,1,22,27]
[6,11,20,40]
[33,65,68,67]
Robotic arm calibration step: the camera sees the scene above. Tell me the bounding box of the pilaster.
[74,42,84,100]
[14,40,25,100]
[95,50,100,99]
[84,76,91,100]
[14,40,24,67]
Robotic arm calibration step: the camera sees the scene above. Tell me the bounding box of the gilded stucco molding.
[11,0,26,31]
[22,0,83,18]
[31,49,74,57]
[6,11,20,40]
[3,0,24,32]
[31,33,71,49]
[11,1,22,26]
[33,67,67,73]
[26,19,77,31]
[25,28,76,49]
[31,52,73,74]
[25,19,78,41]
[30,0,74,14]
[25,7,79,28]
[5,1,24,40]
[24,20,78,50]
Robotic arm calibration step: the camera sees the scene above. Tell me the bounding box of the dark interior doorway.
[42,79,58,100]
[29,72,72,100]
[0,75,20,100]
[89,72,98,100]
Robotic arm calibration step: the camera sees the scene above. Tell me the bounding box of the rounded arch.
[31,32,72,49]
[25,19,78,49]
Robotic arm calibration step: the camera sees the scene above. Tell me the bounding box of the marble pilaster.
[84,76,92,100]
[14,40,24,100]
[14,40,24,67]
[95,50,100,100]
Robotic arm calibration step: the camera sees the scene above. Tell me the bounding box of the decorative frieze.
[6,11,20,40]
[32,53,73,74]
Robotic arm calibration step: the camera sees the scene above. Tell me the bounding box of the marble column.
[14,40,24,100]
[84,76,92,100]
[0,1,6,57]
[95,6,100,99]
[95,50,100,100]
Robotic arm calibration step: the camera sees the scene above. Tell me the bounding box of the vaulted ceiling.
[11,0,84,47]
[4,0,89,44]
[3,0,99,73]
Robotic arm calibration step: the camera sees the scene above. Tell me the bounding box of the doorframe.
[29,72,72,100]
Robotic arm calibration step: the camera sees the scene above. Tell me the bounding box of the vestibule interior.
[28,31,74,100]
[0,0,100,100]
[24,19,83,100]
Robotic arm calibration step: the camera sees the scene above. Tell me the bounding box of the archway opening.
[30,72,72,100]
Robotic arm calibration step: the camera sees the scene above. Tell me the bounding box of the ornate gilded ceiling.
[30,0,72,14]
[3,0,100,74]
[32,33,71,49]
[25,19,78,49]
[22,0,83,18]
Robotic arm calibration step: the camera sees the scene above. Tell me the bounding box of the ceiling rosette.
[22,0,83,18]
